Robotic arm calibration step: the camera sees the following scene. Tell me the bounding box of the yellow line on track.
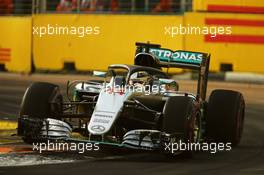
[0,120,17,130]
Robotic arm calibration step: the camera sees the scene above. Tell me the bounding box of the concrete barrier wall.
[33,14,184,71]
[0,17,31,73]
[1,13,263,73]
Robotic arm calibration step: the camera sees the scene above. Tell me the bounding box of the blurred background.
[0,0,192,14]
[0,1,264,170]
[0,0,263,74]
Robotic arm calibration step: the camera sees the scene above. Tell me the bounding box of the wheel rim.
[193,114,201,142]
[236,100,245,143]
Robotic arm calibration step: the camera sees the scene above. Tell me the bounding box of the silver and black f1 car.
[17,42,245,156]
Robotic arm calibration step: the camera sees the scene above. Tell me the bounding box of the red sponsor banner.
[205,18,264,27]
[205,18,264,44]
[205,35,264,44]
[0,48,11,62]
[208,5,264,14]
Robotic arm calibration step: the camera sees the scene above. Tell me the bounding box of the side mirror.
[137,72,148,78]
[159,78,179,91]
[93,71,107,77]
[109,69,116,77]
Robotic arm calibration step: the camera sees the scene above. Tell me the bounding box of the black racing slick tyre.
[206,89,245,146]
[161,96,200,157]
[17,82,63,144]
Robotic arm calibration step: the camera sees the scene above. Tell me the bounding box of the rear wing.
[134,42,210,70]
[134,42,211,100]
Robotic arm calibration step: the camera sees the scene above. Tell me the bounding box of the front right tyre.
[161,96,200,158]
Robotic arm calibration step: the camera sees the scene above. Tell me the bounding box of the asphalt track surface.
[0,73,263,175]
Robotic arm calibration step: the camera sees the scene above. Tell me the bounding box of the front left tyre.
[17,82,63,144]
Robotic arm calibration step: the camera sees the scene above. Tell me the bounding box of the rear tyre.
[161,96,200,158]
[17,82,63,144]
[206,89,245,146]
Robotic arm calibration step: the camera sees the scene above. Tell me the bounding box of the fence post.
[40,0,47,13]
[145,0,149,12]
[180,0,186,12]
[77,0,81,13]
[131,0,135,12]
